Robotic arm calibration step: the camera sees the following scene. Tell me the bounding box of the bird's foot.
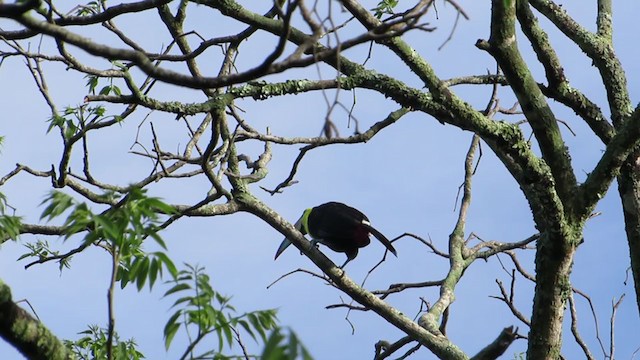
[298,240,321,255]
[339,258,352,269]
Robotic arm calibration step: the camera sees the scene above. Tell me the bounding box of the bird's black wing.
[307,202,361,239]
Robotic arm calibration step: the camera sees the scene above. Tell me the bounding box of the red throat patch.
[354,226,371,247]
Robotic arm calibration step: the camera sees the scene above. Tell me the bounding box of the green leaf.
[119,269,130,289]
[154,252,177,278]
[99,85,111,95]
[149,258,159,289]
[93,106,106,117]
[92,214,120,241]
[219,312,233,347]
[248,313,266,341]
[46,114,66,134]
[135,256,150,291]
[171,295,193,308]
[85,75,99,94]
[163,313,181,349]
[261,329,285,360]
[163,283,191,297]
[40,191,75,221]
[237,319,256,342]
[0,215,22,240]
[287,330,299,360]
[215,320,224,352]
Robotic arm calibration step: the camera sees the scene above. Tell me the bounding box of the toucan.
[274,202,397,268]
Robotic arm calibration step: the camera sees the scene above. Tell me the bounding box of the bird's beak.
[274,214,304,260]
[274,238,291,260]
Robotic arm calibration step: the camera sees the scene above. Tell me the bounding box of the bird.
[274,202,397,268]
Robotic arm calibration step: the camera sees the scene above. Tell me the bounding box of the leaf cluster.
[65,325,145,360]
[261,328,313,360]
[372,0,399,19]
[47,103,121,140]
[0,192,22,241]
[163,264,284,359]
[32,188,178,289]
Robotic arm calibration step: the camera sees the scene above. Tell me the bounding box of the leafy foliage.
[73,1,101,16]
[162,264,295,359]
[372,0,399,19]
[23,189,314,358]
[86,74,123,96]
[65,325,145,360]
[0,192,22,242]
[261,328,313,360]
[29,188,178,288]
[18,239,71,271]
[46,104,120,139]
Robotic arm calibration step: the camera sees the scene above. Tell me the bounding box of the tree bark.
[0,279,73,360]
[617,149,640,315]
[527,231,576,359]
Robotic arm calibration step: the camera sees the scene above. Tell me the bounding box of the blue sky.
[1,1,639,358]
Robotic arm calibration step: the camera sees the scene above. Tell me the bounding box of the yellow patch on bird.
[301,208,313,234]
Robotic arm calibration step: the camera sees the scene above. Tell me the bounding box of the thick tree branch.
[420,136,481,333]
[0,0,39,17]
[0,279,73,359]
[515,1,614,144]
[470,326,519,360]
[485,0,577,206]
[596,0,613,40]
[2,2,172,40]
[579,109,640,218]
[617,151,640,316]
[528,0,632,127]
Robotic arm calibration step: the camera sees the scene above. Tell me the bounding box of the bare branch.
[491,275,530,327]
[471,326,520,360]
[610,294,625,360]
[568,293,596,360]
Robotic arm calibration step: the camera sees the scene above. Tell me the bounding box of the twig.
[106,243,120,360]
[266,268,333,289]
[14,299,40,321]
[568,293,596,360]
[395,232,449,258]
[609,294,625,360]
[230,325,250,360]
[490,274,530,327]
[572,287,607,357]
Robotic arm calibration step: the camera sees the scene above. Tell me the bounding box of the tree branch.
[528,0,632,127]
[0,278,73,359]
[515,1,614,144]
[485,0,577,206]
[470,326,520,360]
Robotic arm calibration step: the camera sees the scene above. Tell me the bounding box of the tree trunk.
[617,149,640,315]
[527,230,577,359]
